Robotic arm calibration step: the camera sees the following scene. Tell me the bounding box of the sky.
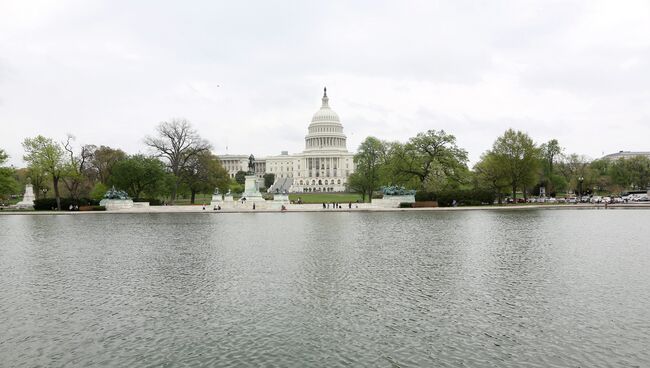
[1,0,649,167]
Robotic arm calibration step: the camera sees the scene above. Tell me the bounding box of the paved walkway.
[2,203,649,215]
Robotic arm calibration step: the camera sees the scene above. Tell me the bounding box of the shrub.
[34,198,99,210]
[134,198,162,206]
[398,202,412,208]
[416,189,495,207]
[79,205,106,211]
[415,191,436,201]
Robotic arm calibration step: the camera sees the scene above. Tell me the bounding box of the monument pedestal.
[99,199,134,210]
[240,175,265,203]
[210,193,223,208]
[16,184,36,209]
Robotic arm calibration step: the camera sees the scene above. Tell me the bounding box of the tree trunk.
[190,190,196,204]
[171,178,179,204]
[53,175,61,211]
[512,184,517,203]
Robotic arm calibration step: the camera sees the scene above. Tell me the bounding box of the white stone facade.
[218,88,355,192]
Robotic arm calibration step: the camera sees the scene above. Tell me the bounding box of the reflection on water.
[1,210,649,367]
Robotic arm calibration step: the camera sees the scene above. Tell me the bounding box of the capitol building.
[218,88,355,192]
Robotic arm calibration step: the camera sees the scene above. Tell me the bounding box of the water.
[1,210,649,367]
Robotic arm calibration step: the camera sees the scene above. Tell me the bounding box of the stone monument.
[16,178,36,209]
[240,154,265,203]
[372,186,416,208]
[99,186,134,210]
[210,188,223,207]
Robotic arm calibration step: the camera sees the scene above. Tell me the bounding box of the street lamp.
[42,188,48,199]
[578,176,584,199]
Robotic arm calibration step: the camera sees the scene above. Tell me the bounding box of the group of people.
[322,202,353,209]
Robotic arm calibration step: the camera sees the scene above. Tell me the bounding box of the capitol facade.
[218,88,355,192]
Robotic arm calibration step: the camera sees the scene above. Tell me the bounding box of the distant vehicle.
[591,196,602,203]
[602,196,611,203]
[567,197,578,204]
[547,197,557,203]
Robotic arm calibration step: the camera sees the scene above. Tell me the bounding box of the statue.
[213,187,220,195]
[103,186,130,200]
[248,154,255,174]
[380,185,416,196]
[226,189,232,196]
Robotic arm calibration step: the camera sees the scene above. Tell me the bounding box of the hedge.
[415,189,495,207]
[34,198,99,211]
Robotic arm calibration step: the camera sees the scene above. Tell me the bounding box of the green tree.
[610,156,650,191]
[539,139,563,194]
[263,173,275,189]
[490,129,540,200]
[88,145,127,184]
[351,136,388,201]
[181,152,230,204]
[473,152,509,204]
[0,149,18,199]
[23,136,67,210]
[110,155,167,199]
[234,170,247,185]
[144,119,211,203]
[389,130,468,191]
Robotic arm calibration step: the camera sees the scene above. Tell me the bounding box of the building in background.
[601,151,650,161]
[217,88,355,192]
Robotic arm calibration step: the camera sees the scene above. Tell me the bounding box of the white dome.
[304,88,348,152]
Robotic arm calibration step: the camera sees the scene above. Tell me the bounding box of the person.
[253,203,256,210]
[281,205,286,211]
[348,202,352,209]
[202,204,206,210]
[69,204,73,211]
[322,203,326,209]
[217,205,221,210]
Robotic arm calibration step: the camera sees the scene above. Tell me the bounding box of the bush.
[79,205,106,211]
[416,189,495,207]
[415,191,436,202]
[134,198,162,206]
[34,198,99,210]
[398,202,412,208]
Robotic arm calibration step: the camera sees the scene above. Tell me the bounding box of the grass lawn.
[167,192,364,205]
[288,193,363,204]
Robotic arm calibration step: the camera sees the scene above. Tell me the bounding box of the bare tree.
[62,135,94,201]
[144,119,211,203]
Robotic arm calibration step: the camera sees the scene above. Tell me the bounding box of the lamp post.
[578,176,584,200]
[42,188,48,199]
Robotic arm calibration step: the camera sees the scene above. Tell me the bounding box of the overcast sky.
[1,0,649,167]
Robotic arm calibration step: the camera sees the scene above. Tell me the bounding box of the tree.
[390,130,468,191]
[181,152,230,204]
[490,129,540,200]
[234,170,247,185]
[263,173,275,189]
[110,155,167,199]
[610,156,650,191]
[62,135,94,200]
[144,119,211,203]
[88,145,127,184]
[539,139,563,194]
[557,153,591,194]
[23,136,66,210]
[473,152,509,204]
[0,149,18,199]
[351,137,388,201]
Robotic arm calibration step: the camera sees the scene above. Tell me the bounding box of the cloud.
[1,0,649,167]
